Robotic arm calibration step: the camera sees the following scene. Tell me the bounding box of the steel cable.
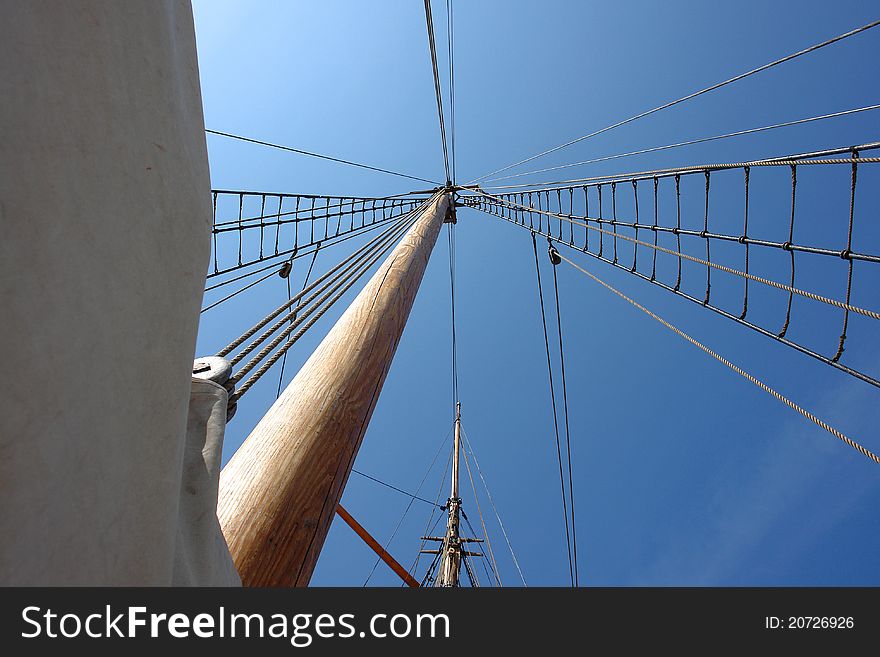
[481,147,880,192]
[363,427,452,586]
[469,19,880,183]
[549,249,579,586]
[446,0,456,183]
[459,445,502,586]
[461,426,528,587]
[423,0,451,184]
[351,468,443,508]
[206,129,439,185]
[226,216,413,371]
[484,104,880,183]
[477,191,880,321]
[276,245,321,399]
[205,215,417,290]
[216,208,423,358]
[556,251,880,466]
[229,216,417,399]
[200,267,281,314]
[531,233,575,586]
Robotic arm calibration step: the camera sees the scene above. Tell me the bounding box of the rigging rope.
[204,213,415,291]
[473,195,880,389]
[833,152,858,362]
[549,245,579,586]
[206,254,296,291]
[446,0,457,183]
[461,551,479,587]
[217,211,417,359]
[211,194,418,230]
[459,444,502,586]
[484,104,880,183]
[276,245,321,399]
[351,468,443,508]
[420,541,445,587]
[226,220,410,377]
[362,425,452,586]
[461,511,495,587]
[412,479,453,583]
[531,233,575,587]
[460,426,528,587]
[200,266,281,313]
[477,191,880,321]
[230,217,416,400]
[423,0,451,184]
[413,512,447,585]
[206,129,439,185]
[448,223,460,415]
[469,19,880,183]
[407,426,455,579]
[480,150,880,192]
[555,250,880,466]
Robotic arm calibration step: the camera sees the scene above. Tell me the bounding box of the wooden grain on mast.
[217,191,451,587]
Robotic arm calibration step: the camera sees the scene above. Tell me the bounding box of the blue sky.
[191,1,880,586]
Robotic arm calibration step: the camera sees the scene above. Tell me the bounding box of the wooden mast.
[436,401,463,587]
[217,191,451,587]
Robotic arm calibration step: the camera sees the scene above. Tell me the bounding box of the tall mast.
[217,191,452,587]
[436,402,463,587]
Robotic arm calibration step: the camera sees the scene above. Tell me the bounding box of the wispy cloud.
[640,373,880,585]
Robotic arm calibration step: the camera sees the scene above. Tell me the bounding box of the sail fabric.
[173,379,241,586]
[0,1,237,585]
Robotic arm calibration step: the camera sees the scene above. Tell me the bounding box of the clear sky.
[191,0,880,586]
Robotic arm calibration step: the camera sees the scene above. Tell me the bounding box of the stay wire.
[416,513,448,586]
[276,245,321,399]
[469,19,880,183]
[467,196,880,390]
[351,468,442,508]
[228,217,412,371]
[485,104,880,183]
[460,426,528,586]
[461,512,496,588]
[231,217,417,400]
[206,129,439,185]
[218,210,418,360]
[448,223,460,414]
[211,194,419,230]
[363,425,453,586]
[461,552,480,588]
[420,541,445,587]
[478,191,880,321]
[459,442,502,586]
[479,144,880,192]
[530,233,575,586]
[446,0,456,183]
[200,267,281,313]
[204,215,409,290]
[423,0,451,184]
[549,249,579,586]
[555,251,880,466]
[410,435,455,578]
